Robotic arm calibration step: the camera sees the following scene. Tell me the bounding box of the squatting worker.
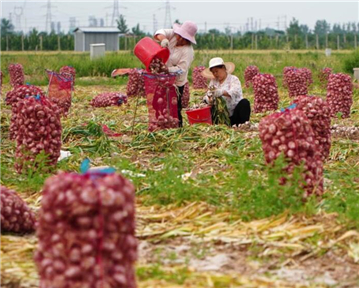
[154,21,198,127]
[202,57,251,125]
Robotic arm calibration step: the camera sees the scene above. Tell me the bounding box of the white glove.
[174,69,183,75]
[213,88,224,98]
[160,39,169,48]
[203,95,210,104]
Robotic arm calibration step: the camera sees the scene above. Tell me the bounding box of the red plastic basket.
[134,37,170,72]
[186,106,212,125]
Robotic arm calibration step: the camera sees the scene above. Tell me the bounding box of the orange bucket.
[134,37,170,72]
[185,106,212,125]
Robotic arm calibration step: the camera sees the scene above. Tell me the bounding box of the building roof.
[74,27,121,33]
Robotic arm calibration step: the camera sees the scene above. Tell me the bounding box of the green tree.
[116,15,129,34]
[286,18,303,37]
[131,24,145,36]
[314,20,330,35]
[28,28,39,50]
[300,24,310,34]
[1,18,14,35]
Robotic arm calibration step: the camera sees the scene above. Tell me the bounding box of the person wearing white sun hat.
[202,57,251,125]
[154,21,198,127]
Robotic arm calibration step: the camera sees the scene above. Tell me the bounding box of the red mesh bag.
[35,170,137,288]
[14,95,62,173]
[8,63,24,88]
[259,108,324,197]
[90,92,128,108]
[192,66,208,89]
[46,70,73,116]
[126,69,145,97]
[286,68,308,98]
[143,73,179,131]
[301,68,313,86]
[6,85,45,140]
[244,65,260,88]
[282,66,296,88]
[252,73,279,113]
[6,84,45,106]
[59,66,76,86]
[326,73,353,118]
[1,185,36,233]
[181,82,190,109]
[292,95,331,160]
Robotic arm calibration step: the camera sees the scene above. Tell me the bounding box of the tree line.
[1,17,359,51]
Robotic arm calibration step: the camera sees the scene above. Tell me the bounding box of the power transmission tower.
[44,0,55,33]
[14,6,23,31]
[69,17,76,32]
[153,14,158,33]
[163,0,173,28]
[111,0,127,27]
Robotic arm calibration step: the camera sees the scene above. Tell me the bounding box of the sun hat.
[173,21,197,44]
[201,57,236,79]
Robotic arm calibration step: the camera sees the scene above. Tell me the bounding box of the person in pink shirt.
[154,21,198,127]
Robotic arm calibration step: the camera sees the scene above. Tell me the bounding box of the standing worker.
[154,21,198,127]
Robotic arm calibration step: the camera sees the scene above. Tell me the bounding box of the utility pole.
[69,17,76,32]
[316,34,319,49]
[325,33,328,48]
[337,35,340,50]
[305,34,309,49]
[355,34,357,49]
[277,16,280,30]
